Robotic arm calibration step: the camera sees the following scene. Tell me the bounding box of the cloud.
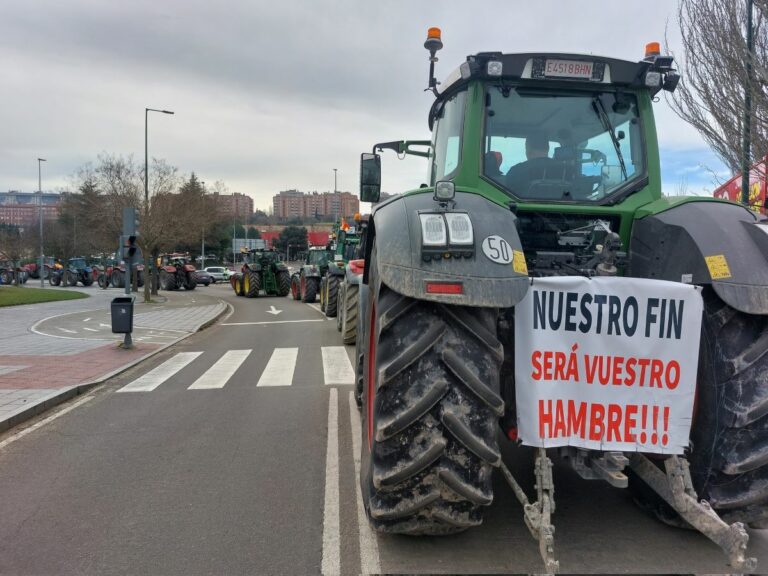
[0,0,715,209]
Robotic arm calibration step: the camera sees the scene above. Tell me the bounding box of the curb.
[0,299,231,434]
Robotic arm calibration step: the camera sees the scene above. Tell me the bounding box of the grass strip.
[0,287,89,307]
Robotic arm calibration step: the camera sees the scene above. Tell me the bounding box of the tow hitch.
[500,449,757,574]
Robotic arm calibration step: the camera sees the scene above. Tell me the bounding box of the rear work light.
[420,213,447,246]
[425,281,463,295]
[445,213,473,245]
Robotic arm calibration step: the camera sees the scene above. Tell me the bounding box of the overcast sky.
[0,0,727,210]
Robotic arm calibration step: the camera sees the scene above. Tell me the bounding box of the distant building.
[212,192,254,219]
[0,190,61,226]
[272,190,359,220]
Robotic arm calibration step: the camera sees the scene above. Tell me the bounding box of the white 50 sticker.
[482,235,513,264]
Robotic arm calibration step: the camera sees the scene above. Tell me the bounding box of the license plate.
[544,59,594,80]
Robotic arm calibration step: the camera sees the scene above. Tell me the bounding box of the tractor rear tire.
[291,275,301,300]
[320,278,327,312]
[336,284,344,332]
[98,274,108,289]
[341,283,359,345]
[360,241,504,535]
[184,273,197,291]
[82,274,93,287]
[246,271,260,298]
[630,288,768,528]
[65,271,78,286]
[325,275,340,318]
[277,271,291,297]
[303,277,318,304]
[111,270,125,288]
[49,273,60,286]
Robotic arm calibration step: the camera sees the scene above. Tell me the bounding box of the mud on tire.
[361,258,504,535]
[630,288,768,528]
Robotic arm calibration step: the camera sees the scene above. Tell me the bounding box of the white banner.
[514,276,703,454]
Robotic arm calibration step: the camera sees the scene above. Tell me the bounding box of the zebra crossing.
[116,346,355,393]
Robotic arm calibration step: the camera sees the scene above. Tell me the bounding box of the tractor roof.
[438,52,659,97]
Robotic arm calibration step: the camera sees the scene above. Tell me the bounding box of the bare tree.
[669,0,768,173]
[71,154,224,301]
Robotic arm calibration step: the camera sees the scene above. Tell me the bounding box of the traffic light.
[121,207,140,262]
[123,235,139,259]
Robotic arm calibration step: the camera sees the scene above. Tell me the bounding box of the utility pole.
[144,108,174,302]
[232,193,237,266]
[37,158,46,288]
[201,181,206,270]
[741,0,754,206]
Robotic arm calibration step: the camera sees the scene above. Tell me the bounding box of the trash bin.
[111,296,135,334]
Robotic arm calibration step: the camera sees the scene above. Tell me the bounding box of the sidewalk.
[0,286,228,431]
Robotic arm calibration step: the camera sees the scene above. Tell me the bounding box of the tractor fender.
[629,201,768,314]
[364,191,529,307]
[345,260,364,286]
[328,264,345,278]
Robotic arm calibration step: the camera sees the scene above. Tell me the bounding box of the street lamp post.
[200,181,206,270]
[144,107,174,301]
[37,158,46,288]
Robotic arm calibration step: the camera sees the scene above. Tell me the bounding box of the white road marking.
[322,347,355,385]
[266,305,283,315]
[0,394,95,451]
[222,319,324,326]
[116,352,203,392]
[348,392,381,575]
[83,317,91,322]
[307,303,323,313]
[256,348,298,387]
[189,350,251,389]
[57,327,77,334]
[321,388,340,576]
[99,323,111,328]
[82,327,99,332]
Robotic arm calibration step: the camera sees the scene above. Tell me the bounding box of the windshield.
[483,87,644,202]
[308,251,330,265]
[430,91,467,185]
[70,258,86,268]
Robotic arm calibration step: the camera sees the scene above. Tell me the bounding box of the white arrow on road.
[266,305,283,316]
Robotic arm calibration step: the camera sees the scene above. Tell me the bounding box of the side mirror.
[360,153,381,203]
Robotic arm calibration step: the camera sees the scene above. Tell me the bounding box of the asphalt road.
[1,283,767,575]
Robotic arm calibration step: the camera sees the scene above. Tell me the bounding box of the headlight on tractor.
[445,213,473,245]
[419,214,448,246]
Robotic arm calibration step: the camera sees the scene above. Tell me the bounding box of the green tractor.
[335,216,369,344]
[234,247,291,298]
[290,247,333,303]
[320,219,363,318]
[355,29,767,572]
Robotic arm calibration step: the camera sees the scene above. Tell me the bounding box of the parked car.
[203,266,227,283]
[193,270,213,286]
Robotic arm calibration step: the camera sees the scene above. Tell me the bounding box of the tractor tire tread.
[342,283,359,344]
[365,285,501,535]
[325,275,340,317]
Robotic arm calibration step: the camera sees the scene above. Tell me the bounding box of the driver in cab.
[505,133,560,195]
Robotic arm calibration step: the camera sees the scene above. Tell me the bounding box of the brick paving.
[0,287,226,430]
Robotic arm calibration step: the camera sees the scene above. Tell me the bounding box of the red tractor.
[158,253,197,291]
